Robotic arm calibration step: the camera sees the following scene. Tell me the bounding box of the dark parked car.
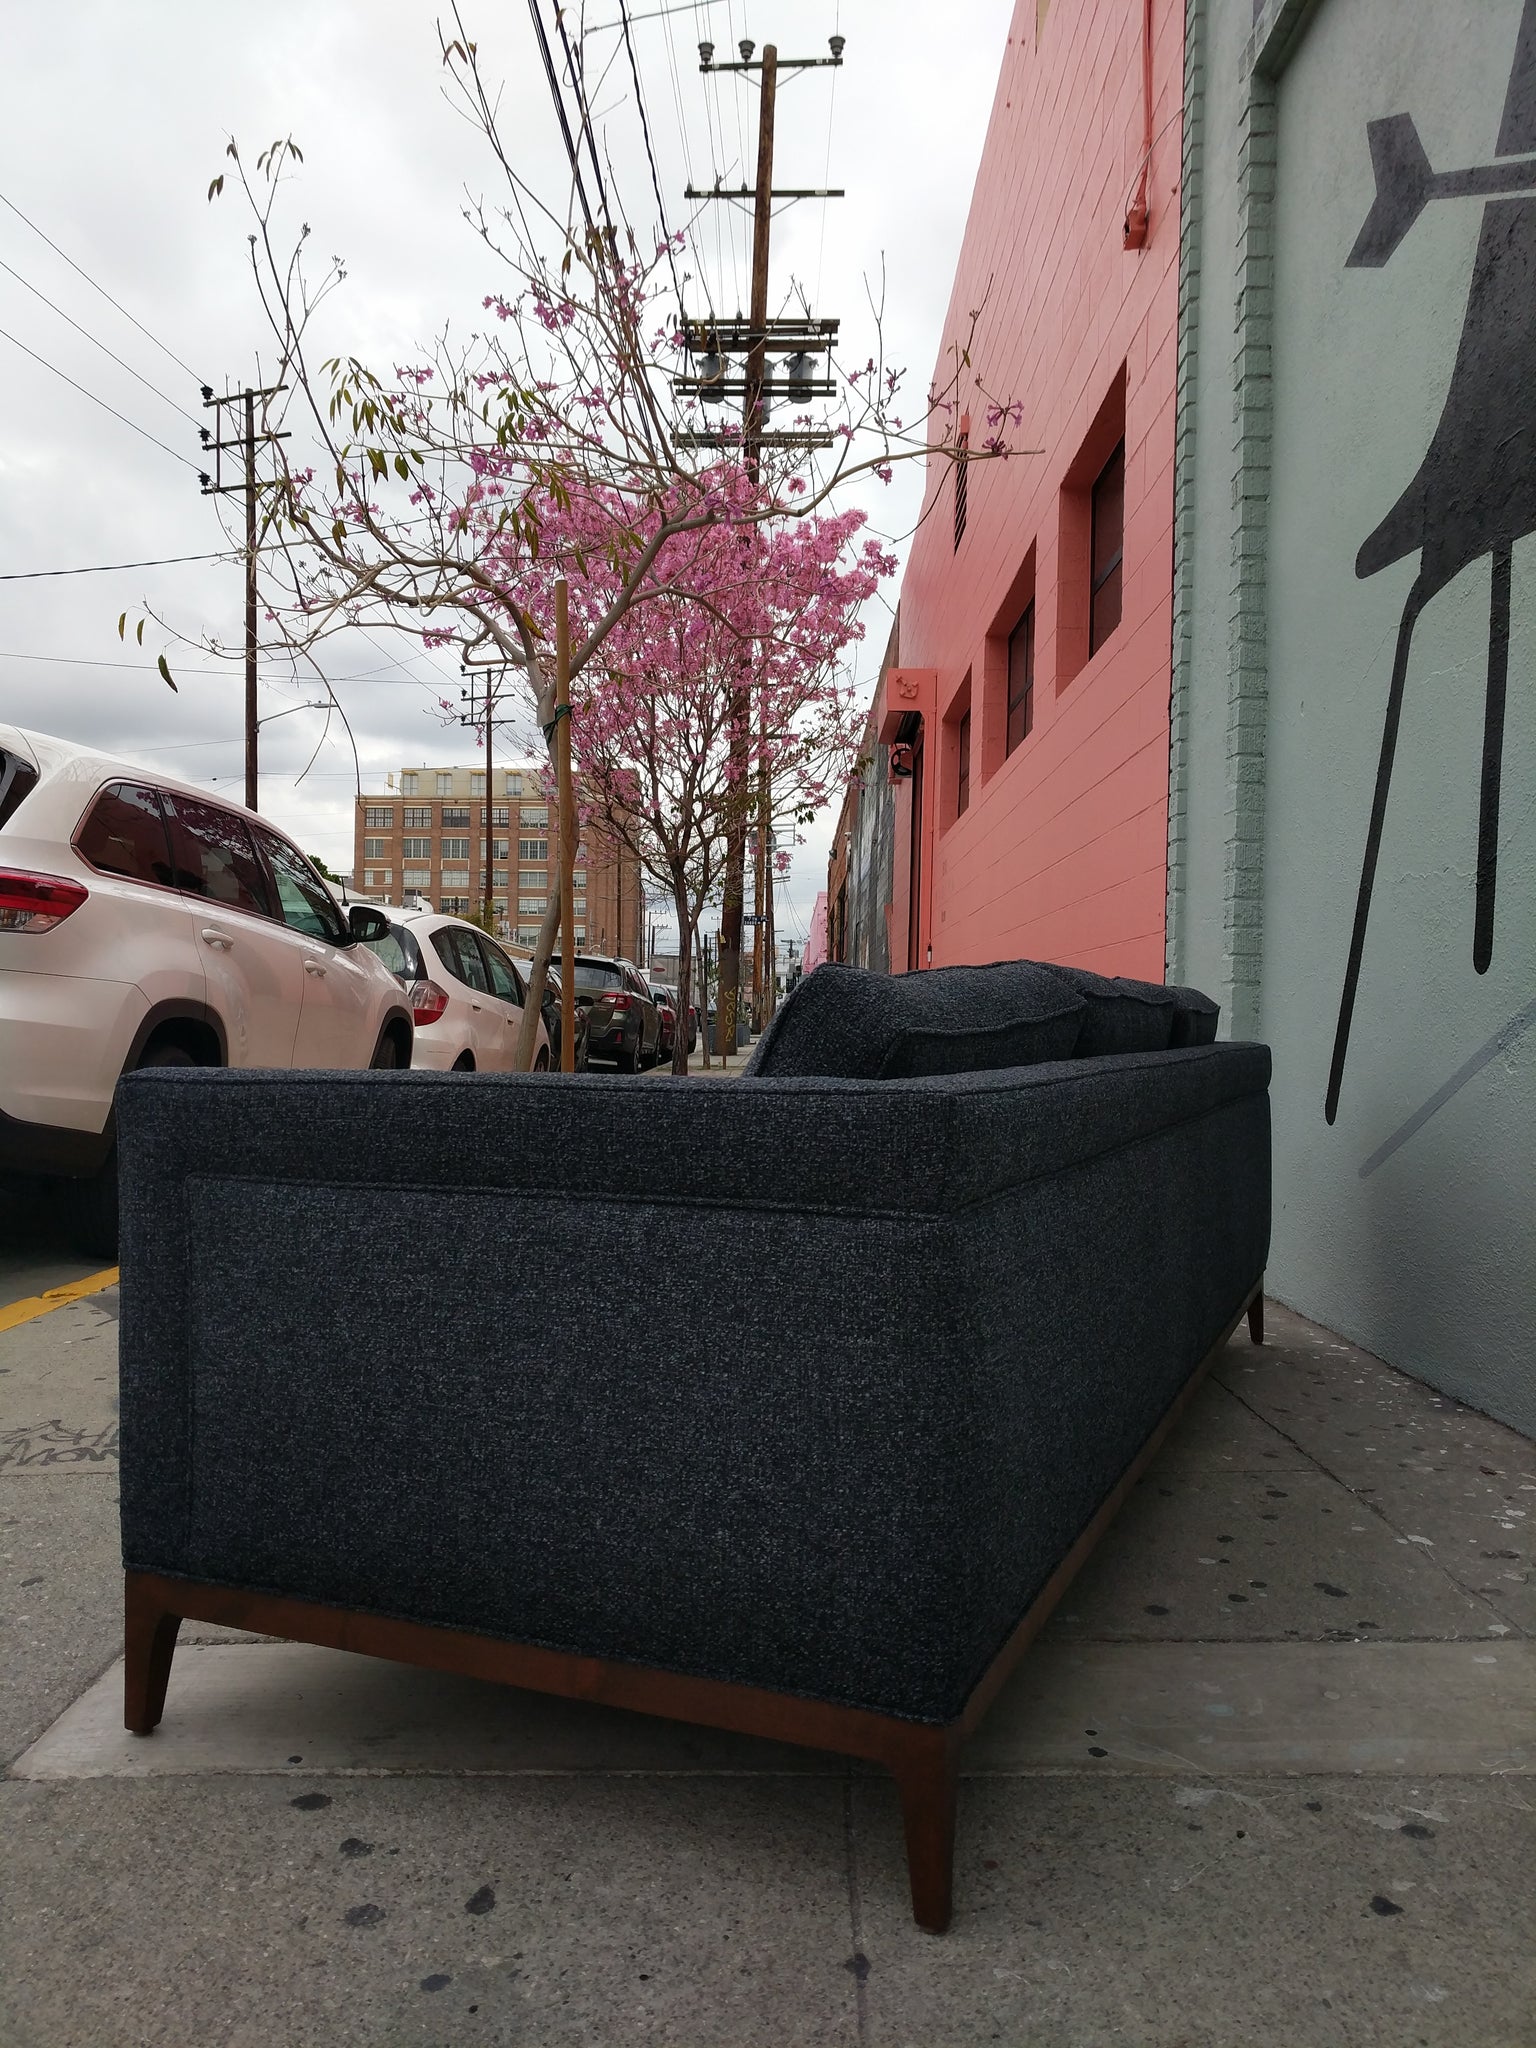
[574,954,661,1072]
[510,955,589,1071]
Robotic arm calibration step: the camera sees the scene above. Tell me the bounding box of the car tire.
[615,1045,637,1074]
[534,1048,550,1072]
[370,1030,404,1069]
[67,1040,199,1261]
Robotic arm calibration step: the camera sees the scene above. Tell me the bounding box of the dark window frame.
[953,430,969,551]
[956,707,971,817]
[1006,601,1035,755]
[1089,439,1125,656]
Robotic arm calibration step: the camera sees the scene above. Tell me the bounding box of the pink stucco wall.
[876,0,1183,980]
[801,891,829,974]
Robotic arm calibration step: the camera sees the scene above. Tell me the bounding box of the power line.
[0,190,205,385]
[0,256,203,427]
[618,0,686,308]
[0,550,229,581]
[527,0,599,237]
[0,324,201,472]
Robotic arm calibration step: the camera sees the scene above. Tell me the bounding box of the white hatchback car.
[358,908,550,1072]
[0,724,413,1252]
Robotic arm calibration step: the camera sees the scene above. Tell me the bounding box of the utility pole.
[682,32,844,1052]
[199,384,288,812]
[459,664,511,932]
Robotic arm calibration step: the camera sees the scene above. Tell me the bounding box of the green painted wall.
[1174,0,1536,1434]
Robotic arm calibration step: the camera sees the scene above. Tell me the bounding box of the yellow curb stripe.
[0,1266,120,1335]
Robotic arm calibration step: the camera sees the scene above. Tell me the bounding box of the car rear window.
[76,782,175,888]
[163,794,272,915]
[361,923,421,981]
[0,747,39,830]
[574,960,623,991]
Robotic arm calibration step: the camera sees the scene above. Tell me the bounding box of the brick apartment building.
[352,762,643,959]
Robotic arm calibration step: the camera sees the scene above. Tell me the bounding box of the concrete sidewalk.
[2,1287,1532,2046]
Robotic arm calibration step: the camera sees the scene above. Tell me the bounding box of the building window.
[519,868,548,887]
[403,869,431,891]
[1089,440,1125,655]
[363,868,391,888]
[520,805,549,826]
[493,867,508,885]
[504,771,522,796]
[402,837,432,861]
[441,805,470,828]
[436,772,454,796]
[1007,602,1035,754]
[519,837,548,863]
[441,870,471,892]
[573,867,587,886]
[363,837,388,860]
[491,806,509,827]
[956,708,971,817]
[518,896,548,915]
[401,773,419,796]
[363,806,393,829]
[440,895,468,914]
[404,806,432,830]
[441,837,470,862]
[470,772,485,796]
[491,838,509,862]
[953,427,968,551]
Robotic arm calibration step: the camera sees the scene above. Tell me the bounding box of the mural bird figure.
[1327,0,1536,1122]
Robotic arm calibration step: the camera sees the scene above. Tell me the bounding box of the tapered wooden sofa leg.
[124,1574,182,1735]
[1247,1287,1265,1347]
[892,1731,959,1934]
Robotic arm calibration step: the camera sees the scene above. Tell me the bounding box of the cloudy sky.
[1,0,1013,954]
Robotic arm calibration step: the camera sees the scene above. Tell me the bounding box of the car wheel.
[68,1041,199,1261]
[534,1047,550,1072]
[615,1045,637,1074]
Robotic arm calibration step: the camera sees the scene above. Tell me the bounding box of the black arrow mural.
[1327,0,1536,1123]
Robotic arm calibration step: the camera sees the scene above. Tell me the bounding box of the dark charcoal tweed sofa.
[116,959,1269,1932]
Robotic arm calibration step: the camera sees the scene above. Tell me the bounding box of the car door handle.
[471,1000,483,1010]
[304,959,327,977]
[200,927,233,950]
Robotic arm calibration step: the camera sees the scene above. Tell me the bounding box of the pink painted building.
[800,891,829,975]
[840,0,1181,981]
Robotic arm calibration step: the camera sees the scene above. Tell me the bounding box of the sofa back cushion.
[1035,964,1181,1056]
[745,960,1085,1079]
[1166,984,1220,1046]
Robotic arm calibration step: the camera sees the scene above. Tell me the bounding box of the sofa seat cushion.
[1032,964,1181,1056]
[744,960,1085,1079]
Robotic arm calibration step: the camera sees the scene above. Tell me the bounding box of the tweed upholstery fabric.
[744,959,1085,1078]
[1035,963,1178,1056]
[117,1046,1270,1727]
[1166,984,1220,1047]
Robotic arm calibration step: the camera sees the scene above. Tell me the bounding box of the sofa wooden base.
[124,1279,1264,1933]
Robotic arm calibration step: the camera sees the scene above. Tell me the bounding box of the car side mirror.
[348,904,391,943]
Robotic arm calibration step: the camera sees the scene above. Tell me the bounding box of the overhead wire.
[617,0,686,310]
[0,324,201,472]
[0,256,203,429]
[527,0,599,235]
[0,551,229,581]
[0,189,207,386]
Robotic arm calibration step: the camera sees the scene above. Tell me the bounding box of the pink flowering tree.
[178,33,1022,1063]
[552,492,892,1071]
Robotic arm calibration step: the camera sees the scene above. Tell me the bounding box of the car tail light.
[609,992,632,1011]
[411,979,450,1026]
[0,869,89,933]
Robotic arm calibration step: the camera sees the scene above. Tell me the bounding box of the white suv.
[0,725,413,1253]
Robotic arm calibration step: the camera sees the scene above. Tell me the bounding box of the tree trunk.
[514,891,562,1071]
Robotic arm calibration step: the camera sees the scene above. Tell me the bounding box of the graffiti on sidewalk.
[0,1419,120,1472]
